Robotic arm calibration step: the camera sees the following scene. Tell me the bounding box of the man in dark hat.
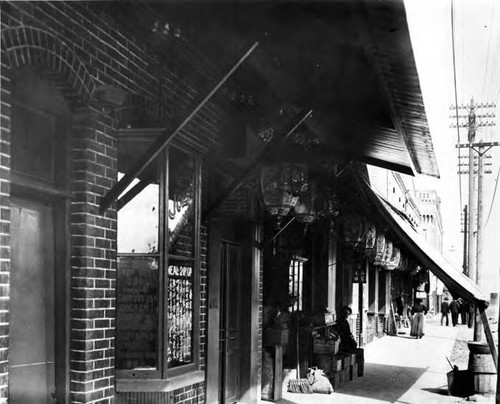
[440,297,450,326]
[449,298,460,327]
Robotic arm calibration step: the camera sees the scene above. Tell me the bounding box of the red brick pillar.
[0,63,11,404]
[70,107,117,404]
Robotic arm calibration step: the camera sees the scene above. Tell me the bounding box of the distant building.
[416,190,443,253]
[368,168,421,228]
[416,190,445,313]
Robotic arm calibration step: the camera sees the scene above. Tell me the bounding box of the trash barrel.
[468,341,497,394]
[447,370,473,397]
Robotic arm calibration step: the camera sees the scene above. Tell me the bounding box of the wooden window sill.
[116,370,204,392]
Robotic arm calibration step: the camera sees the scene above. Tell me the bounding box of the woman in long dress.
[410,299,428,338]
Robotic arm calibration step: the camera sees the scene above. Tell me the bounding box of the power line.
[480,0,496,98]
[451,0,463,210]
[485,160,500,228]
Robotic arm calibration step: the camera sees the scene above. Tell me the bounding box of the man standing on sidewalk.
[449,298,460,327]
[440,297,450,326]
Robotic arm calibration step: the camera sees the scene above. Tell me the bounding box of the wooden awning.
[356,175,487,304]
[94,0,439,182]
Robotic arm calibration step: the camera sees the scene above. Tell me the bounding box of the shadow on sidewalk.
[421,386,449,396]
[336,363,428,403]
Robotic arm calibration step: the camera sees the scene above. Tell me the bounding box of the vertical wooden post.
[327,234,337,317]
[385,271,392,316]
[474,307,483,342]
[239,222,262,403]
[361,258,370,346]
[478,303,498,371]
[272,345,283,401]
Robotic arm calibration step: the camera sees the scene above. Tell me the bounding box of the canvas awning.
[356,176,488,304]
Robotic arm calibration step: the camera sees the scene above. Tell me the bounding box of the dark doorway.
[9,69,70,403]
[219,241,241,403]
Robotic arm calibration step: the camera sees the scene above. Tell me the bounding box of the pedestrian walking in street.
[449,298,460,326]
[410,298,428,338]
[440,297,450,326]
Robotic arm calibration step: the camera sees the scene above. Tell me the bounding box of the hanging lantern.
[294,180,318,228]
[363,224,377,257]
[342,214,368,248]
[381,240,393,268]
[260,163,308,228]
[384,246,401,271]
[397,254,408,271]
[294,179,339,231]
[371,233,386,265]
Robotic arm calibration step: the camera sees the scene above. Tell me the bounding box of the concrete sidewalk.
[265,322,495,404]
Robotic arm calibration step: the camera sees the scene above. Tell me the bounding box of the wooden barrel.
[468,342,497,394]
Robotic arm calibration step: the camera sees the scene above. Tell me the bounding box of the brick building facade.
[1,2,221,403]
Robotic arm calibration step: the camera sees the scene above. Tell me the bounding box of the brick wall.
[1,1,226,403]
[70,110,117,403]
[258,234,263,397]
[200,226,208,373]
[116,382,205,404]
[1,2,228,146]
[0,43,11,404]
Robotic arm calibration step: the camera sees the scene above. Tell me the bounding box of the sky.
[404,0,500,288]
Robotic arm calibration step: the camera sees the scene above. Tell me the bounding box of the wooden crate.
[313,338,340,354]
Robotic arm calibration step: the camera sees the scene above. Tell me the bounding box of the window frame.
[116,144,201,384]
[288,255,307,312]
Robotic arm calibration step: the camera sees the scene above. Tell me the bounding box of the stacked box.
[323,349,364,390]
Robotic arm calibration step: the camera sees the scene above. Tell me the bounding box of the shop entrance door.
[10,199,56,403]
[219,242,241,403]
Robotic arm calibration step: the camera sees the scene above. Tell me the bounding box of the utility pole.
[451,98,496,342]
[461,205,467,275]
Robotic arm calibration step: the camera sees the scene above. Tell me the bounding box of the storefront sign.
[353,260,366,283]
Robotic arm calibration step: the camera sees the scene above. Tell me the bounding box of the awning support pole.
[116,179,151,212]
[478,302,498,371]
[99,41,259,214]
[202,109,313,219]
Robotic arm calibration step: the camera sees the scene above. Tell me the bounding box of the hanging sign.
[353,258,366,283]
[371,233,386,265]
[364,224,377,256]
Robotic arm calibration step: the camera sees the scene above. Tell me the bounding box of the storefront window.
[116,255,159,370]
[116,143,200,380]
[117,168,160,372]
[288,256,306,311]
[167,261,193,368]
[166,147,197,370]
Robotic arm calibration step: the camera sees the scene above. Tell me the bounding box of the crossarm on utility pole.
[99,41,259,214]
